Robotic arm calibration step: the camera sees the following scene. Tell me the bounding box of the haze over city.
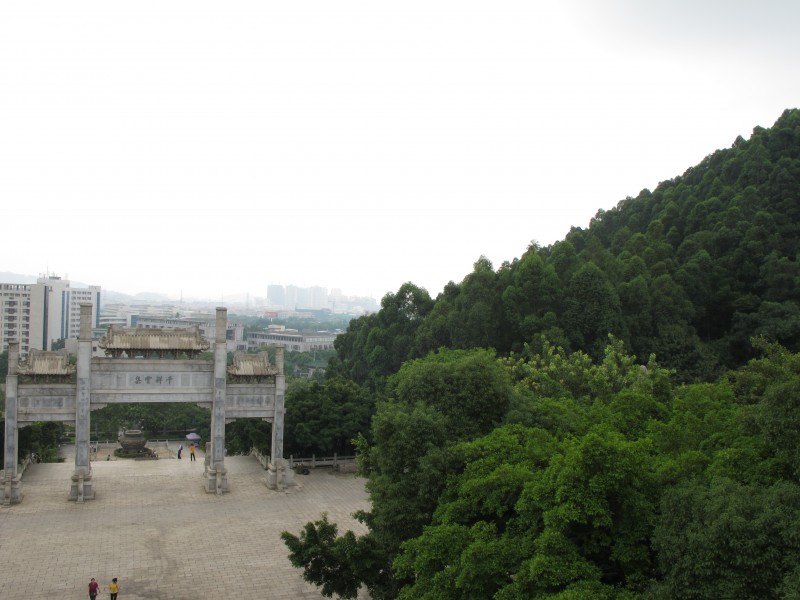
[2,1,798,301]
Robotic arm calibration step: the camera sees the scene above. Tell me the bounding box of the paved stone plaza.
[0,446,370,599]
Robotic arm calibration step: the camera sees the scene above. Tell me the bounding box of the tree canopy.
[331,109,800,382]
[282,109,800,599]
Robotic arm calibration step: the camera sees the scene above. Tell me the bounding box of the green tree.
[280,349,336,382]
[508,427,658,597]
[282,513,384,599]
[394,425,557,599]
[448,256,512,351]
[562,263,625,359]
[651,479,800,600]
[386,348,512,441]
[618,274,653,358]
[283,400,451,599]
[18,422,65,462]
[284,377,374,457]
[411,281,460,357]
[328,283,433,390]
[753,381,800,480]
[396,425,658,598]
[225,418,271,455]
[548,240,580,285]
[91,403,211,440]
[502,246,560,346]
[503,335,671,410]
[284,348,513,598]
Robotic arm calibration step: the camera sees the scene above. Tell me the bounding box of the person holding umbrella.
[186,433,201,461]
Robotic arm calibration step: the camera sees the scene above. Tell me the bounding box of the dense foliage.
[0,421,66,463]
[286,338,800,598]
[91,402,211,441]
[282,349,336,382]
[328,109,800,384]
[283,377,374,457]
[283,110,800,598]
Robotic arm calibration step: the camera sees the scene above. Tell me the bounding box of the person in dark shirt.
[88,577,99,600]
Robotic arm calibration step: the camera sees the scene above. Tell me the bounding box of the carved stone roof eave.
[98,325,210,352]
[227,351,279,377]
[17,349,76,376]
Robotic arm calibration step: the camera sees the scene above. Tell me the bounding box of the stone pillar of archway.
[204,307,229,494]
[69,304,94,502]
[2,342,23,505]
[267,345,287,489]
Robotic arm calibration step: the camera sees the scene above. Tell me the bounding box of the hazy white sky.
[1,1,798,301]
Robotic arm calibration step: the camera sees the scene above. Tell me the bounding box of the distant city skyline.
[0,271,380,308]
[0,272,377,358]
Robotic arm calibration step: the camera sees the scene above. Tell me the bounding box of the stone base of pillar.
[68,468,95,502]
[2,474,24,506]
[203,463,229,495]
[283,465,295,488]
[266,459,294,490]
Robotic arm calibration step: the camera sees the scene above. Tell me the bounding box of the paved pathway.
[0,446,370,599]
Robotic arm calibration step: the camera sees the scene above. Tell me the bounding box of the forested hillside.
[282,110,800,599]
[328,108,800,386]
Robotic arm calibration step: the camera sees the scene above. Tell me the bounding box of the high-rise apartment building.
[267,284,286,308]
[37,276,101,346]
[0,276,101,357]
[264,284,378,314]
[310,286,328,310]
[0,283,44,357]
[284,285,298,311]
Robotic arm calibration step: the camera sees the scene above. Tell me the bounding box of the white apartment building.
[64,286,101,340]
[0,283,42,357]
[0,276,101,357]
[37,276,101,346]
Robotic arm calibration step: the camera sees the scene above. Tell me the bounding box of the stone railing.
[248,449,357,471]
[287,454,357,470]
[2,453,37,480]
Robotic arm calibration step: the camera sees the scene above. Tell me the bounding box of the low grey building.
[246,327,340,352]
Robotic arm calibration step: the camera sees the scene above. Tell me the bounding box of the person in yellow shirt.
[108,577,119,600]
[189,444,196,461]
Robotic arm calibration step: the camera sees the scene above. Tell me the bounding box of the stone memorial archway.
[3,305,289,505]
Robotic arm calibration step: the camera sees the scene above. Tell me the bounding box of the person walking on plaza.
[88,577,99,600]
[108,577,119,600]
[189,444,196,461]
[177,443,183,459]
